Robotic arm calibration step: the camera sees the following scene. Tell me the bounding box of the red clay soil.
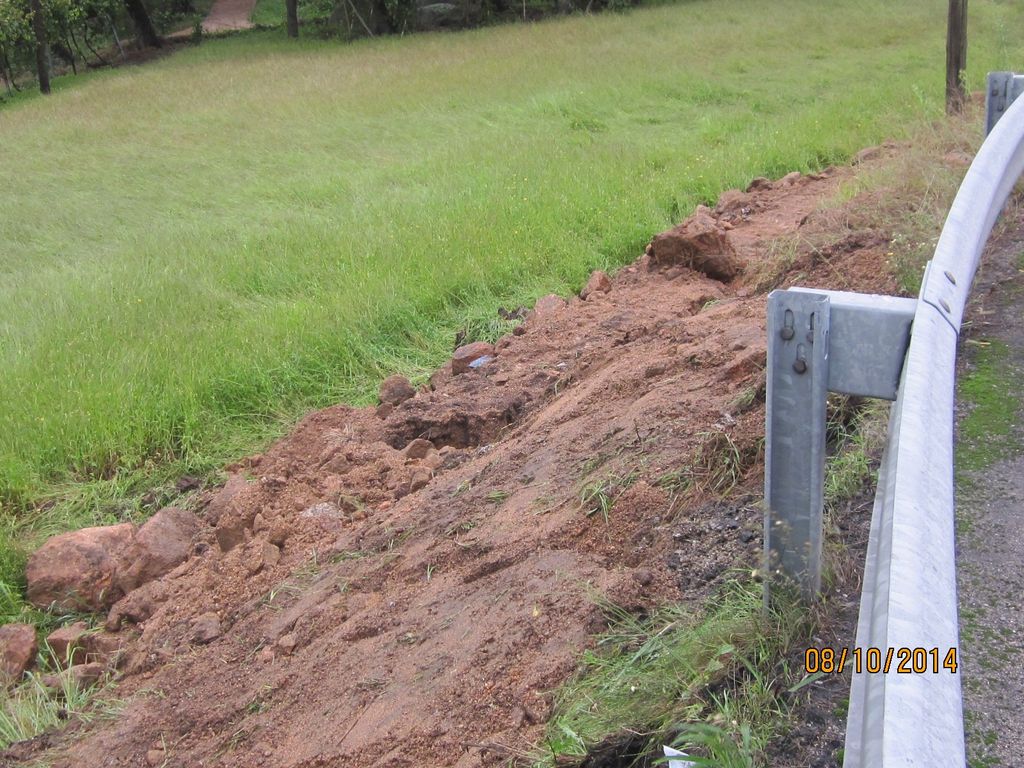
[3,161,901,768]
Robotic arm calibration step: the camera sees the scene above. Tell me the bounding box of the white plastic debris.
[662,745,697,768]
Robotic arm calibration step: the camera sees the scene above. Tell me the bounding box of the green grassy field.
[251,0,330,28]
[1,0,1023,597]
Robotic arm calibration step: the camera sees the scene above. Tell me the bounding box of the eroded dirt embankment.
[5,162,901,768]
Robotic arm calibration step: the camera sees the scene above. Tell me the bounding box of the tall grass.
[1,1,1023,566]
[535,580,811,766]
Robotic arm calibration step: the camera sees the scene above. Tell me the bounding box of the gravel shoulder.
[956,206,1024,768]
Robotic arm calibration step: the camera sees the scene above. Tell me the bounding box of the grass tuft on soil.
[535,579,812,767]
[0,644,120,750]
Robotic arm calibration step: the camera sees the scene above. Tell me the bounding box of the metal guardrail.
[764,76,1024,767]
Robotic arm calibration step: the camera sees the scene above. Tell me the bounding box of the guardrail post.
[764,290,830,599]
[985,72,1024,135]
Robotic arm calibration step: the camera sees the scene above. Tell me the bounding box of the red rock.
[649,206,741,282]
[215,518,247,553]
[379,375,416,406]
[0,624,37,682]
[746,176,772,192]
[376,402,394,420]
[202,473,248,526]
[262,542,281,568]
[118,507,200,593]
[267,522,290,547]
[421,451,444,471]
[532,294,567,316]
[106,580,167,631]
[779,171,802,186]
[409,467,432,493]
[46,621,89,667]
[580,270,612,300]
[82,631,125,667]
[26,523,136,611]
[145,749,166,767]
[403,438,435,460]
[68,662,105,689]
[451,341,495,375]
[190,613,221,645]
[276,633,297,655]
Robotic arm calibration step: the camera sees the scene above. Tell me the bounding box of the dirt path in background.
[956,210,1024,768]
[1,160,905,768]
[202,0,257,33]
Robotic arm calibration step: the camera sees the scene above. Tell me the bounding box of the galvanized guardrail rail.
[763,74,1024,767]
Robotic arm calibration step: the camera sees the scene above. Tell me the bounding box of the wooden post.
[286,0,299,37]
[946,0,968,114]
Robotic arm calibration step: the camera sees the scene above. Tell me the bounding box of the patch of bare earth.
[202,0,257,34]
[3,159,906,768]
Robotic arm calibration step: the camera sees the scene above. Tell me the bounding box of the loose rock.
[0,624,38,682]
[215,518,247,553]
[403,438,436,460]
[277,633,298,655]
[379,375,416,406]
[532,294,567,317]
[262,542,281,568]
[409,467,432,493]
[190,613,221,645]
[202,474,248,526]
[46,621,89,667]
[106,580,168,631]
[649,205,741,282]
[580,270,612,300]
[26,523,136,612]
[118,507,200,593]
[68,662,105,689]
[452,341,496,375]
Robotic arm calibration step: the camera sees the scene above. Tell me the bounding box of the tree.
[946,0,967,114]
[286,0,297,37]
[122,0,159,47]
[0,0,32,93]
[28,0,49,93]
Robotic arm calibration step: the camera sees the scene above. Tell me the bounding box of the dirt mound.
[7,166,899,768]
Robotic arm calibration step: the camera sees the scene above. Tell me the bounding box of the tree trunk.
[286,0,299,37]
[946,0,968,114]
[124,0,162,48]
[29,0,50,94]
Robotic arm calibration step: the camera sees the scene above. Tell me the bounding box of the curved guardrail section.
[843,90,1024,767]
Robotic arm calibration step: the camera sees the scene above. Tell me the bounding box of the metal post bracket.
[789,288,916,401]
